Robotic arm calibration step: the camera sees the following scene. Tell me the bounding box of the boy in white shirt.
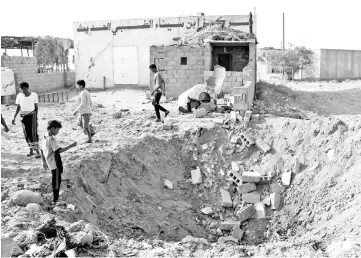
[12,82,40,158]
[41,120,77,205]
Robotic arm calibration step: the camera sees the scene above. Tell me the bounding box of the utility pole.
[283,12,285,50]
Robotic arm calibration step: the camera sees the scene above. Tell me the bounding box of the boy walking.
[73,80,93,143]
[149,64,170,122]
[41,120,77,205]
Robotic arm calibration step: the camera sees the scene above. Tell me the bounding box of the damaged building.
[73,13,257,104]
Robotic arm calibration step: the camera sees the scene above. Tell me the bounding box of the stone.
[218,236,238,245]
[113,112,122,119]
[254,202,266,219]
[67,204,75,211]
[191,167,202,184]
[242,192,261,203]
[231,225,244,240]
[227,170,242,186]
[262,197,271,206]
[11,190,42,206]
[220,189,233,208]
[237,183,257,194]
[244,110,252,120]
[193,108,207,118]
[164,179,173,189]
[230,136,241,144]
[237,204,256,222]
[220,221,241,231]
[293,158,301,173]
[241,172,261,183]
[26,203,41,212]
[217,98,226,105]
[1,237,24,257]
[209,222,218,229]
[231,161,239,172]
[232,195,240,208]
[201,207,213,215]
[281,171,292,186]
[255,139,271,153]
[270,192,281,210]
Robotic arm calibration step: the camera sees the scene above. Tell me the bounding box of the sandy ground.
[1,81,361,257]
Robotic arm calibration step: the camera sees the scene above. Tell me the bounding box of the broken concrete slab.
[237,204,256,222]
[191,167,202,184]
[241,172,261,183]
[228,170,242,186]
[255,138,271,153]
[220,221,241,231]
[231,225,244,240]
[270,192,281,210]
[164,179,173,189]
[293,158,301,173]
[254,202,266,219]
[220,189,233,208]
[237,183,257,194]
[242,192,261,203]
[281,171,292,186]
[218,236,238,245]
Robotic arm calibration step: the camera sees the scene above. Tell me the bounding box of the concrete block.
[241,172,260,183]
[214,118,224,125]
[270,192,281,210]
[251,114,260,121]
[193,108,207,118]
[216,98,226,105]
[237,183,256,194]
[255,139,271,153]
[239,132,255,147]
[220,221,240,231]
[231,225,244,240]
[242,192,261,203]
[281,171,292,186]
[293,158,301,173]
[227,170,242,186]
[230,111,237,124]
[254,202,266,219]
[164,179,173,189]
[237,204,256,222]
[258,176,272,185]
[191,167,202,184]
[244,110,252,120]
[220,189,233,208]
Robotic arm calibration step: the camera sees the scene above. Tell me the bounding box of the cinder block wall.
[150,45,210,97]
[204,71,243,93]
[1,56,75,94]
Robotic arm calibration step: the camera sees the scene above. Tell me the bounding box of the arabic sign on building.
[75,15,251,36]
[1,67,16,96]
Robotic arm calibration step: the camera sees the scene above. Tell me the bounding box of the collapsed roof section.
[184,24,256,46]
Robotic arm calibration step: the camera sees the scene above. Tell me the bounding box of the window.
[181,57,187,65]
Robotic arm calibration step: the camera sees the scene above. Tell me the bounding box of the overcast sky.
[1,0,360,50]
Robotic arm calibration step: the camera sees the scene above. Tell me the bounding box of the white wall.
[74,15,252,88]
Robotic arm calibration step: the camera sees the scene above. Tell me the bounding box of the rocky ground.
[1,81,361,257]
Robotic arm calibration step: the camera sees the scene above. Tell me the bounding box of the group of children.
[1,65,168,206]
[2,79,93,205]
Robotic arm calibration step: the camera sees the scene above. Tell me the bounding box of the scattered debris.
[220,189,233,208]
[164,179,173,189]
[201,207,213,215]
[191,167,202,184]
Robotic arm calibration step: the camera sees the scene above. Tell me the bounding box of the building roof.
[184,24,256,46]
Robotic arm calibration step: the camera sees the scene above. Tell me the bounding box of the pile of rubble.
[182,107,301,246]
